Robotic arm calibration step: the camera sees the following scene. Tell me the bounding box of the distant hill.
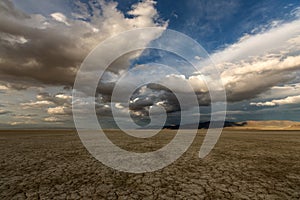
[227,120,300,130]
[163,121,246,129]
[163,120,300,130]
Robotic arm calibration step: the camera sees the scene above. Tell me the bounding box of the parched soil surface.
[0,130,299,199]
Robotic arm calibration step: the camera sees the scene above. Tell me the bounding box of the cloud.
[126,16,300,117]
[211,19,300,63]
[129,84,181,115]
[12,114,37,119]
[251,95,300,107]
[0,80,41,90]
[206,17,300,102]
[127,0,159,26]
[8,113,38,125]
[1,0,300,125]
[55,94,72,100]
[21,100,54,109]
[43,116,65,122]
[0,109,11,115]
[50,12,70,26]
[99,15,300,116]
[16,90,73,125]
[10,120,37,126]
[18,91,72,118]
[255,83,300,100]
[159,74,208,93]
[0,84,8,90]
[96,16,300,115]
[47,106,71,115]
[0,0,166,89]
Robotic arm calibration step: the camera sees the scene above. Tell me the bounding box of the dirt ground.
[0,130,299,199]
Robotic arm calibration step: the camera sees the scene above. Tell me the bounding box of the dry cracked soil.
[0,130,300,199]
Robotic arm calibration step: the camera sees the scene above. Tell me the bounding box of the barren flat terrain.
[0,130,300,199]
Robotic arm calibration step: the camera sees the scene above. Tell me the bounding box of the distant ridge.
[227,120,300,130]
[163,121,246,129]
[163,120,300,130]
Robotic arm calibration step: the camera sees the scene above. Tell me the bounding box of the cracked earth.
[0,130,299,199]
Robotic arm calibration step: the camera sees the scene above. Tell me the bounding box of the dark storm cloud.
[129,85,180,113]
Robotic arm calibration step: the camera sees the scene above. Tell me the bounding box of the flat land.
[0,130,300,199]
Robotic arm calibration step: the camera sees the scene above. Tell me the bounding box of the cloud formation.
[47,106,71,115]
[0,0,166,89]
[44,116,65,123]
[92,16,300,118]
[210,17,300,102]
[251,95,300,107]
[0,109,10,115]
[1,1,300,127]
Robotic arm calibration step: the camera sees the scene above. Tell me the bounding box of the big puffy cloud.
[0,0,166,89]
[250,95,300,107]
[212,17,300,102]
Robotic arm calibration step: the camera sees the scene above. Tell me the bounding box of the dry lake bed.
[0,130,299,199]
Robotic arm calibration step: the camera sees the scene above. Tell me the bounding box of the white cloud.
[0,109,10,115]
[44,116,64,122]
[50,12,70,26]
[194,56,202,60]
[47,106,68,115]
[188,75,209,93]
[159,74,208,93]
[257,83,300,100]
[211,19,300,64]
[13,114,34,119]
[10,120,37,126]
[115,103,124,109]
[204,17,300,102]
[127,0,159,27]
[55,94,72,99]
[47,105,72,115]
[21,100,54,108]
[0,33,28,44]
[251,95,300,107]
[0,85,8,90]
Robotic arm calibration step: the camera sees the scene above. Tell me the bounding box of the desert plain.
[0,129,299,199]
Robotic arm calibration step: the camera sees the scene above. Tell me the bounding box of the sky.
[0,0,300,129]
